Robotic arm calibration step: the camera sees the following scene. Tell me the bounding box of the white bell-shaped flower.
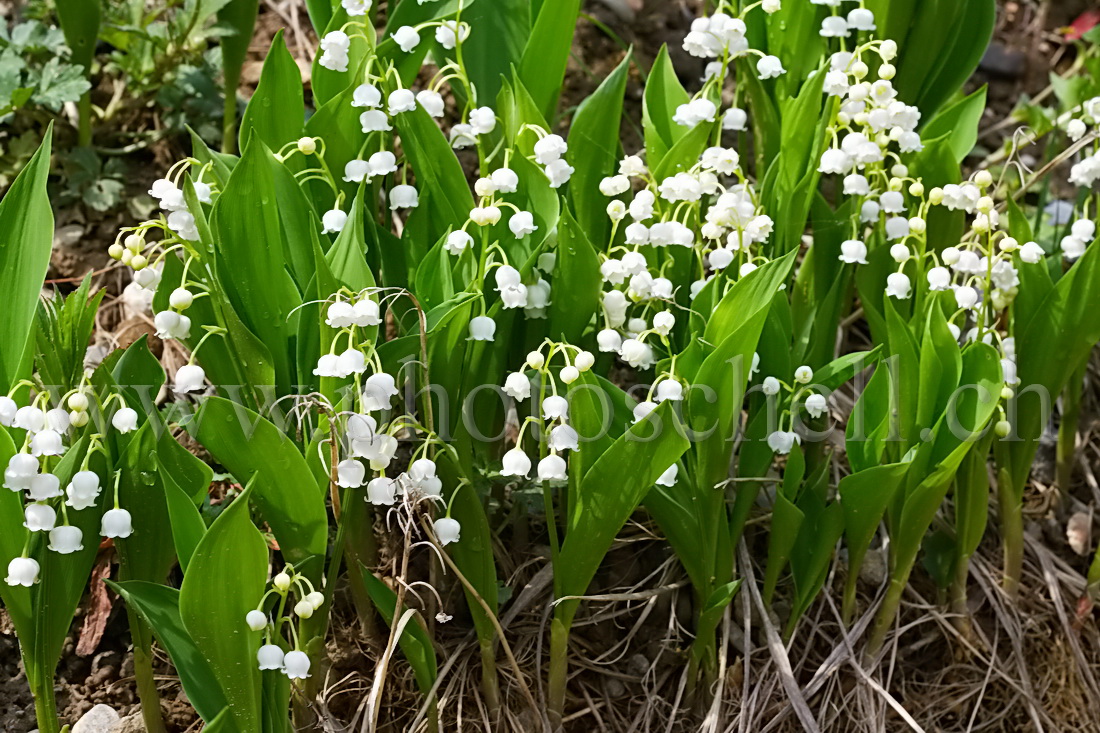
[392,25,421,52]
[352,83,382,108]
[24,503,57,532]
[363,373,399,411]
[633,400,657,423]
[30,429,63,457]
[509,211,538,239]
[352,299,381,327]
[435,19,469,49]
[954,286,980,310]
[320,209,347,238]
[501,448,531,477]
[762,376,781,396]
[839,240,867,264]
[246,610,268,631]
[368,151,398,177]
[387,89,416,115]
[0,396,17,426]
[337,459,366,488]
[389,185,419,210]
[416,90,445,117]
[794,366,813,384]
[655,379,684,402]
[112,408,138,434]
[885,272,911,299]
[767,430,801,454]
[6,454,39,489]
[175,364,206,393]
[446,230,473,255]
[468,316,496,341]
[281,647,312,677]
[1019,241,1044,264]
[257,644,285,671]
[66,470,101,509]
[312,352,341,377]
[503,372,531,401]
[469,107,496,135]
[542,395,568,420]
[5,557,39,587]
[101,508,134,539]
[597,329,623,353]
[345,413,378,441]
[45,408,70,432]
[337,349,368,376]
[48,525,83,554]
[804,393,828,419]
[927,267,951,291]
[656,463,679,487]
[652,311,675,335]
[13,406,46,433]
[28,473,62,501]
[366,477,397,505]
[154,310,192,340]
[359,110,392,132]
[757,55,785,79]
[537,454,567,481]
[545,159,575,188]
[325,301,355,328]
[619,339,655,369]
[433,517,461,545]
[549,425,579,452]
[354,433,398,469]
[408,458,437,483]
[533,134,568,165]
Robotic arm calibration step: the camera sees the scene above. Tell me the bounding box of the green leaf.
[641,45,690,172]
[556,401,690,626]
[219,0,260,126]
[517,0,582,118]
[110,581,230,724]
[451,0,530,105]
[212,137,303,391]
[547,209,600,343]
[191,397,328,582]
[179,486,267,732]
[567,52,630,247]
[394,105,476,242]
[55,0,100,73]
[0,126,52,391]
[240,30,304,153]
[921,86,986,163]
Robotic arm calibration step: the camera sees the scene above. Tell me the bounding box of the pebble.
[71,704,119,733]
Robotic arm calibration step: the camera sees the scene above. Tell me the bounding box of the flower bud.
[851,60,868,79]
[526,351,545,369]
[297,137,317,155]
[70,410,89,428]
[994,420,1011,438]
[130,254,148,270]
[575,351,595,371]
[878,63,895,80]
[560,365,580,384]
[273,572,292,591]
[294,599,314,618]
[68,392,89,412]
[974,170,993,188]
[125,234,145,252]
[246,610,268,631]
[170,288,194,310]
[1000,387,1014,400]
[908,182,924,197]
[794,366,813,384]
[108,243,124,260]
[307,591,325,610]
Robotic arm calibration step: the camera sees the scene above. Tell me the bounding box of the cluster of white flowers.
[1064,97,1100,187]
[499,344,594,484]
[3,391,136,587]
[757,365,828,454]
[245,566,324,680]
[681,5,784,86]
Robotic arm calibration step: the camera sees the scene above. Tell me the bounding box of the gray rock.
[111,713,147,733]
[72,704,120,733]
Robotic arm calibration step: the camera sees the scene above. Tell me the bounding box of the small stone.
[111,713,147,733]
[72,704,120,733]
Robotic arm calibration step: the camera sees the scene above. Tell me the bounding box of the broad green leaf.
[921,86,987,163]
[517,0,582,118]
[547,209,600,344]
[110,581,230,724]
[567,52,630,246]
[556,401,690,627]
[191,397,327,583]
[212,137,303,391]
[642,45,690,172]
[240,30,304,153]
[219,0,260,153]
[180,487,267,733]
[394,105,476,241]
[0,126,52,391]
